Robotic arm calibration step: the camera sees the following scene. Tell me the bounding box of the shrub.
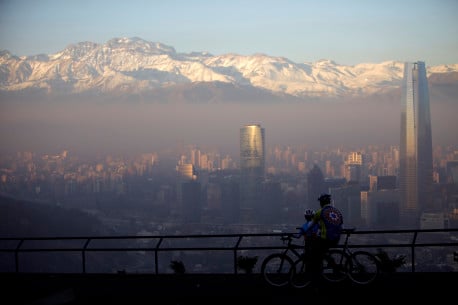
[237,255,258,274]
[169,260,186,274]
[374,248,406,273]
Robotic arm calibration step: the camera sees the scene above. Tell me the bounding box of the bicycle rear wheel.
[290,257,313,289]
[347,251,380,285]
[321,249,349,283]
[261,253,294,287]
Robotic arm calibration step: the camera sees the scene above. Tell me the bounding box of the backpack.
[320,205,343,241]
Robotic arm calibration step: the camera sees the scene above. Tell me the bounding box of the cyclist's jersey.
[313,204,343,241]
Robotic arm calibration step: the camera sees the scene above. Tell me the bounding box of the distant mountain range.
[1,37,457,103]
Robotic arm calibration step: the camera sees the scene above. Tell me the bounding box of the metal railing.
[1,228,457,274]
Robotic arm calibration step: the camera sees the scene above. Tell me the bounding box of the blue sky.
[0,0,457,66]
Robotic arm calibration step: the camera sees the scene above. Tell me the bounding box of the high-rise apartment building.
[344,152,364,183]
[399,61,433,228]
[240,124,265,222]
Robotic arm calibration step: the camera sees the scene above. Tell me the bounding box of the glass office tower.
[240,124,265,222]
[399,61,433,228]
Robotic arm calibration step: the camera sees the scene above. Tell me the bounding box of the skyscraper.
[399,61,433,228]
[306,164,326,208]
[240,124,265,222]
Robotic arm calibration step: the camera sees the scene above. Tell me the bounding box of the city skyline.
[1,137,456,230]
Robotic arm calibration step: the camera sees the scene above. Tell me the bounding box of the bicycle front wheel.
[347,251,380,285]
[290,258,313,289]
[261,253,294,287]
[321,249,349,283]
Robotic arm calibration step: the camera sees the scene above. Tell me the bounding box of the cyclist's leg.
[290,257,313,289]
[309,239,327,287]
[322,249,348,282]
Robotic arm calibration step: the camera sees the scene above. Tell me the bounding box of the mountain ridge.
[1,37,457,103]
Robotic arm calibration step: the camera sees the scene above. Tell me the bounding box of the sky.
[1,0,457,66]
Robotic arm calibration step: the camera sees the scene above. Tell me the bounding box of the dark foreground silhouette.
[1,272,455,305]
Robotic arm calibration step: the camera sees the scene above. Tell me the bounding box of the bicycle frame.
[261,234,305,287]
[324,228,380,285]
[280,236,304,259]
[291,228,380,288]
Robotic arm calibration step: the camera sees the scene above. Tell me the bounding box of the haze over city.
[0,101,415,156]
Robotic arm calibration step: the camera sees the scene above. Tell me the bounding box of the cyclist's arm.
[305,217,318,231]
[295,221,314,238]
[304,210,321,233]
[293,226,305,238]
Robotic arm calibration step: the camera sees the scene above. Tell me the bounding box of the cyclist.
[294,209,319,262]
[305,193,343,290]
[294,209,319,240]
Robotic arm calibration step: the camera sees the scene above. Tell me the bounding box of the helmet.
[318,193,331,204]
[304,209,315,217]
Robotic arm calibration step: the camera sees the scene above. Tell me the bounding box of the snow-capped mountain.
[1,37,457,101]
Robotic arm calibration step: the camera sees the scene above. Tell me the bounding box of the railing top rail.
[1,227,457,241]
[344,228,458,235]
[0,232,284,241]
[1,227,457,274]
[0,228,455,251]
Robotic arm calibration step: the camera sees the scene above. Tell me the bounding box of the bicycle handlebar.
[280,228,356,244]
[281,234,293,241]
[342,228,356,234]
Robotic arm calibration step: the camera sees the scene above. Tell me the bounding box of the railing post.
[82,238,91,274]
[155,238,164,274]
[233,235,243,274]
[411,231,418,273]
[14,239,24,273]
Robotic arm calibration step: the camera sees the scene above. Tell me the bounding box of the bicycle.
[260,233,305,287]
[290,228,380,288]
